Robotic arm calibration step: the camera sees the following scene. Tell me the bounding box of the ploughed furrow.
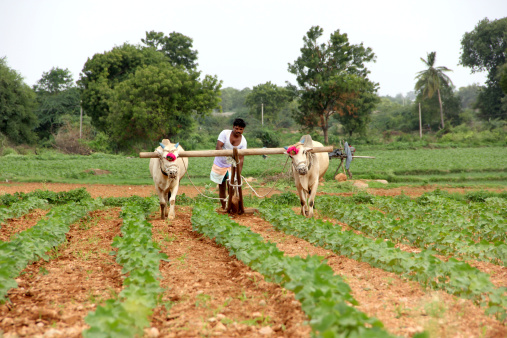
[315,209,507,289]
[0,209,50,242]
[234,212,507,338]
[0,208,124,337]
[149,205,311,337]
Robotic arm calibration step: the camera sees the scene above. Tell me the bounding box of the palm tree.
[415,52,453,128]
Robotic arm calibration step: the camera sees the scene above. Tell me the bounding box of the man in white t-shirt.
[210,118,247,209]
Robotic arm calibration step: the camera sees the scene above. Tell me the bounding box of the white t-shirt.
[213,129,247,168]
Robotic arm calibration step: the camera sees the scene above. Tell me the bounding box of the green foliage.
[79,43,167,132]
[460,17,507,121]
[0,197,48,226]
[245,82,291,125]
[84,199,167,337]
[251,127,281,147]
[219,87,251,114]
[33,68,80,141]
[261,196,507,320]
[0,188,91,206]
[142,30,198,70]
[288,26,379,143]
[107,63,221,149]
[415,51,454,129]
[0,57,38,145]
[0,199,103,301]
[192,202,392,337]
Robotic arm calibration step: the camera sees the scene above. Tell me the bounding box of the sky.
[1,0,506,97]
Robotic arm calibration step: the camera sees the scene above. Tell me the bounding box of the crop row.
[318,193,507,266]
[84,199,168,337]
[0,196,48,227]
[191,201,394,337]
[0,199,103,301]
[258,200,507,321]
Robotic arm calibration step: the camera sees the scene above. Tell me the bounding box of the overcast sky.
[1,0,506,97]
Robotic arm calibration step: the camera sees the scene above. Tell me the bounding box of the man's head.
[232,118,246,137]
[233,118,246,128]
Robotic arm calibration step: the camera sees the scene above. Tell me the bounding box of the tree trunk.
[438,89,444,129]
[419,102,422,139]
[320,114,328,145]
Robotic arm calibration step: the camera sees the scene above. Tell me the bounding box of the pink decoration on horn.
[287,146,299,156]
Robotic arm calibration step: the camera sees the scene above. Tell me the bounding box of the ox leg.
[307,180,318,218]
[298,188,308,216]
[157,190,167,220]
[168,186,178,221]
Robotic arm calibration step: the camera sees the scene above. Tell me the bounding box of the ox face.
[288,145,312,175]
[159,142,180,178]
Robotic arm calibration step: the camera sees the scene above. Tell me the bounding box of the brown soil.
[0,182,506,337]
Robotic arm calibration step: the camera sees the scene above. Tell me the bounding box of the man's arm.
[215,140,225,150]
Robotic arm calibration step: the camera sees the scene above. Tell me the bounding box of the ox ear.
[174,142,179,149]
[159,142,166,150]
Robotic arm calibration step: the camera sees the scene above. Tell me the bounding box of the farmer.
[210,118,247,209]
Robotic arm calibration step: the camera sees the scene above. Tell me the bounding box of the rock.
[334,173,347,182]
[259,326,274,335]
[245,177,256,182]
[252,312,262,318]
[62,315,80,325]
[215,322,227,331]
[208,317,217,322]
[2,317,13,326]
[43,328,63,337]
[216,313,226,320]
[144,327,160,337]
[259,300,267,306]
[353,181,368,189]
[375,179,388,184]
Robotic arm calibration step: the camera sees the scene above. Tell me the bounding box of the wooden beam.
[139,146,333,158]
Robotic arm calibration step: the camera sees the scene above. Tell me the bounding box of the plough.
[328,142,375,179]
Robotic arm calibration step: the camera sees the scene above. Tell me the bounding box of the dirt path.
[233,213,507,337]
[1,183,506,337]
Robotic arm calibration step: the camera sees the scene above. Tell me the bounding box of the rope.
[181,159,226,202]
[181,154,291,201]
[240,156,291,198]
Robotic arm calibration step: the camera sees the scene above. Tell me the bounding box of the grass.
[0,146,506,188]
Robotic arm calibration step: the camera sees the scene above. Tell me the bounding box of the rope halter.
[156,146,180,178]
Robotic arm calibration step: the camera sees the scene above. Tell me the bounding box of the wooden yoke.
[139,145,333,215]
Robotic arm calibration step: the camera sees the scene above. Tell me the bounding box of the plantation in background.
[0,146,505,187]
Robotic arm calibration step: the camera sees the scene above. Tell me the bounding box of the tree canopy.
[79,31,221,150]
[141,30,198,70]
[287,26,379,143]
[245,82,291,125]
[33,67,80,140]
[0,57,38,144]
[459,17,507,120]
[415,51,453,128]
[107,64,221,148]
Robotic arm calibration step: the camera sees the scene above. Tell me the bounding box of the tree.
[415,51,453,129]
[457,83,481,109]
[245,82,291,125]
[0,57,38,144]
[33,67,74,94]
[33,67,80,140]
[141,31,198,70]
[79,43,167,131]
[106,64,221,149]
[288,26,378,143]
[460,17,507,120]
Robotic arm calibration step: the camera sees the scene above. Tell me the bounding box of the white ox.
[149,139,188,220]
[287,135,329,218]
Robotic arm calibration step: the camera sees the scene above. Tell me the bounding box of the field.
[0,147,506,337]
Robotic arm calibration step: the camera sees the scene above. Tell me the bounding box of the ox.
[149,139,188,220]
[287,135,329,217]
